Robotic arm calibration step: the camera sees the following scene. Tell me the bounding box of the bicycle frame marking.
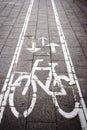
[46,43,60,53]
[8,59,80,119]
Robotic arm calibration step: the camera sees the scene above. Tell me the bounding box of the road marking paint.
[51,0,87,129]
[47,43,60,53]
[38,37,47,46]
[8,58,73,117]
[0,0,34,122]
[26,37,41,53]
[9,74,37,118]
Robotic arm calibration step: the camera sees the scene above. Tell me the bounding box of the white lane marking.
[38,37,47,46]
[51,0,87,129]
[26,37,41,53]
[0,0,34,123]
[46,43,60,53]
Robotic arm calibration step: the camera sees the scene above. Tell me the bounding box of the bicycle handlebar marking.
[8,59,80,119]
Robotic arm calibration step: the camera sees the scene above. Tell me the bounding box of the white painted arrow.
[26,41,41,53]
[47,43,60,53]
[38,37,47,46]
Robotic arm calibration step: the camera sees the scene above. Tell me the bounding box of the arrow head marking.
[38,37,47,40]
[46,43,60,53]
[46,43,60,47]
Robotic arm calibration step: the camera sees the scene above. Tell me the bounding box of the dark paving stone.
[27,102,55,122]
[68,47,86,63]
[78,78,87,98]
[72,57,87,68]
[56,110,82,130]
[19,49,33,61]
[0,57,12,76]
[28,82,53,104]
[33,56,51,67]
[26,81,55,123]
[15,60,32,73]
[22,37,33,48]
[0,25,12,31]
[36,30,48,39]
[33,69,52,80]
[0,106,26,130]
[1,46,15,57]
[74,66,87,78]
[81,97,87,108]
[7,78,29,107]
[0,30,10,37]
[0,78,5,91]
[8,32,20,39]
[51,49,65,61]
[26,122,56,130]
[34,46,50,56]
[0,0,87,129]
[52,60,67,74]
[5,38,18,47]
[54,87,78,112]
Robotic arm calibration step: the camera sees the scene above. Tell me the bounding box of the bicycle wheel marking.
[51,0,87,129]
[0,0,86,129]
[0,0,34,123]
[9,73,37,118]
[8,59,71,118]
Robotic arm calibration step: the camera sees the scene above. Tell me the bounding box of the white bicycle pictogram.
[9,59,80,119]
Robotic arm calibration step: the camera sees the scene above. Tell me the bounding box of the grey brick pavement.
[0,0,87,130]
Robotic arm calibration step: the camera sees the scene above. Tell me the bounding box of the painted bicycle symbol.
[8,37,80,119]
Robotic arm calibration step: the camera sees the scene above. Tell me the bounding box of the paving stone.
[26,122,56,130]
[0,106,26,130]
[51,49,65,61]
[15,60,32,73]
[0,78,5,91]
[52,61,67,74]
[74,66,87,78]
[0,42,4,51]
[8,81,29,107]
[78,78,87,98]
[5,38,18,47]
[0,57,12,75]
[81,97,87,108]
[36,31,48,39]
[19,50,33,61]
[34,46,50,56]
[33,56,51,67]
[27,102,55,122]
[56,111,82,130]
[0,25,12,31]
[0,0,87,129]
[8,32,20,39]
[54,87,78,112]
[11,27,22,33]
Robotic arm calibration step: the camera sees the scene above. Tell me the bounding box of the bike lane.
[0,0,87,130]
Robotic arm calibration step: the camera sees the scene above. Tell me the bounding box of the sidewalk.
[0,0,87,130]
